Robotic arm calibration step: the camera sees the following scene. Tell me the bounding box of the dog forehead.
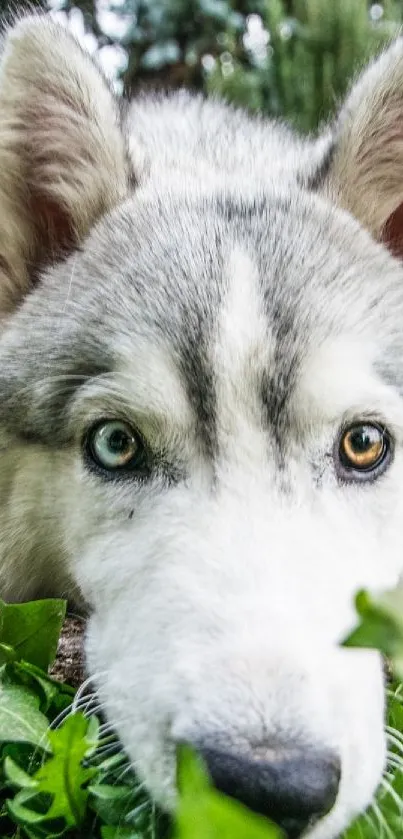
[1,187,403,448]
[86,191,403,445]
[113,244,282,451]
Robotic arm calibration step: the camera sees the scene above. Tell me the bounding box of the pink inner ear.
[382,201,403,259]
[31,192,75,270]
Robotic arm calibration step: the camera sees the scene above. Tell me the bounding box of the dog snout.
[195,745,341,839]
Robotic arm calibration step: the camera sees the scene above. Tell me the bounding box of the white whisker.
[380,776,403,813]
[370,800,395,839]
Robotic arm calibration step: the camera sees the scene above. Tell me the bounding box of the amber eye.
[339,423,390,474]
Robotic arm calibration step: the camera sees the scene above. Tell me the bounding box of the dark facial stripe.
[178,335,217,461]
[303,138,336,192]
[0,357,113,446]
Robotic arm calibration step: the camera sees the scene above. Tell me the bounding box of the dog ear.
[0,15,129,314]
[321,39,403,259]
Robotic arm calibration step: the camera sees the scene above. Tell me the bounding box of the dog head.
[1,15,403,839]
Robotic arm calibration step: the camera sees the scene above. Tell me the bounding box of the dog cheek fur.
[0,439,85,602]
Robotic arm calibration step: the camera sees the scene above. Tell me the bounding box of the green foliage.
[0,600,66,671]
[206,0,402,131]
[342,680,403,839]
[0,600,158,839]
[66,0,403,131]
[6,715,98,829]
[0,681,50,752]
[344,586,403,679]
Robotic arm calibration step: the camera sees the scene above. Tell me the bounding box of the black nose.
[198,745,341,839]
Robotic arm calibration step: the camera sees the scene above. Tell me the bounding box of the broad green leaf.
[8,661,74,719]
[344,587,403,679]
[0,601,66,671]
[176,746,283,839]
[0,683,49,748]
[177,745,210,796]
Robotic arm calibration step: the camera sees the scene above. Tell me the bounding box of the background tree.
[12,1,403,130]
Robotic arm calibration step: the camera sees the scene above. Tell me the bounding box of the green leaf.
[102,827,141,839]
[4,713,99,832]
[0,683,49,748]
[344,586,403,678]
[0,644,16,664]
[90,783,133,799]
[28,713,97,827]
[0,601,66,671]
[4,756,38,790]
[10,661,75,719]
[175,746,283,839]
[8,789,52,825]
[177,745,210,797]
[343,588,403,837]
[18,825,65,839]
[89,783,134,826]
[85,715,100,756]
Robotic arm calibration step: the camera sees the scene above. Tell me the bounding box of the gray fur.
[0,189,402,452]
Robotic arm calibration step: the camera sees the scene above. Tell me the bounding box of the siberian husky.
[1,12,403,839]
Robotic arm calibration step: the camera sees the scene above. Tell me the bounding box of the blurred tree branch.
[1,1,402,131]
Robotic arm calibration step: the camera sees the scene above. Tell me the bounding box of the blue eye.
[87,420,144,471]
